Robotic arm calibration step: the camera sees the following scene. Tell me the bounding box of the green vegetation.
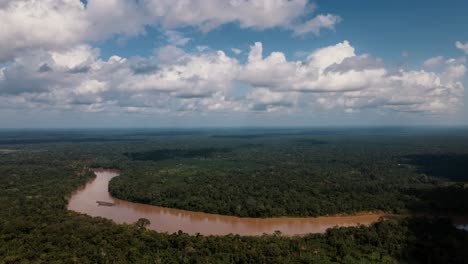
[0,154,467,263]
[0,128,468,263]
[109,129,468,217]
[124,148,231,162]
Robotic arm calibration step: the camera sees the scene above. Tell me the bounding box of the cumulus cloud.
[455,41,468,54]
[164,30,191,46]
[145,0,340,35]
[84,0,152,39]
[0,40,465,116]
[125,50,240,98]
[178,93,244,112]
[246,88,298,112]
[0,0,89,61]
[239,42,298,89]
[50,45,100,69]
[423,56,445,68]
[335,67,465,113]
[239,41,465,113]
[0,0,340,63]
[239,41,386,93]
[155,45,187,64]
[289,14,341,35]
[0,0,149,62]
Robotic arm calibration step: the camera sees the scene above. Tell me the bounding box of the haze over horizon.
[1,0,468,128]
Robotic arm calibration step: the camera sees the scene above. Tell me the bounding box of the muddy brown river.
[67,169,396,236]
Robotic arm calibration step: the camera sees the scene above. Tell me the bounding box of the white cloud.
[121,50,240,98]
[423,56,445,68]
[231,48,242,55]
[239,41,384,93]
[75,80,108,95]
[307,41,356,70]
[290,14,341,35]
[0,0,89,61]
[155,45,187,64]
[0,0,148,62]
[445,57,466,65]
[239,41,465,113]
[145,0,339,35]
[239,42,298,89]
[455,41,468,54]
[246,88,298,112]
[0,0,340,63]
[51,45,100,69]
[0,41,465,116]
[164,30,191,46]
[179,92,244,112]
[85,0,152,39]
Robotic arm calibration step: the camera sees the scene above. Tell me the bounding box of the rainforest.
[1,127,468,263]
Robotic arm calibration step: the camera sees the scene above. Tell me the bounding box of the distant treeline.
[125,148,232,161]
[0,137,144,145]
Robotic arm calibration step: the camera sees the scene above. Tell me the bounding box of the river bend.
[67,169,394,236]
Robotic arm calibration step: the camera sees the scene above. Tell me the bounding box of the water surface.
[68,170,393,236]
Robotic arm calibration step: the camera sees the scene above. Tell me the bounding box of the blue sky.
[95,0,468,64]
[0,0,467,128]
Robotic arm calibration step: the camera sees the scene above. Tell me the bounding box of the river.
[67,169,398,236]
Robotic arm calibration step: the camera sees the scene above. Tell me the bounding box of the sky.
[0,0,467,128]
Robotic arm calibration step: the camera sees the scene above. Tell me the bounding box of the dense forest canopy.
[104,128,468,217]
[1,127,468,263]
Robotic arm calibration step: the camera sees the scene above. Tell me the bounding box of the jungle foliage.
[1,128,468,263]
[108,128,468,217]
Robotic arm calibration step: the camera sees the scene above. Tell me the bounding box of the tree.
[134,218,151,229]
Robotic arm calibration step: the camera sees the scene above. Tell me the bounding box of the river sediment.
[67,169,398,236]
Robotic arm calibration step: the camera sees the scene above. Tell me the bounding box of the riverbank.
[68,169,401,236]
